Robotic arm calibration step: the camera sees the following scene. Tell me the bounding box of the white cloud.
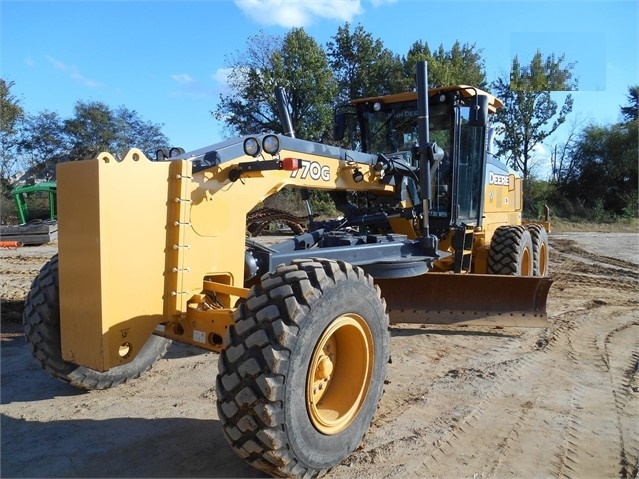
[211,68,233,87]
[234,0,363,28]
[370,0,397,6]
[170,73,217,99]
[25,57,36,68]
[531,143,550,158]
[45,55,103,88]
[171,73,195,85]
[530,143,553,179]
[46,55,68,71]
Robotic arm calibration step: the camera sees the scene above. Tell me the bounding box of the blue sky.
[2,0,637,167]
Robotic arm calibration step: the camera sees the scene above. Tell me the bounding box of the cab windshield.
[363,102,454,217]
[361,101,485,223]
[364,102,453,166]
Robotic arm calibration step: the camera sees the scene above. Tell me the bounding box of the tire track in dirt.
[548,240,639,317]
[420,311,579,478]
[604,321,639,477]
[552,310,638,479]
[429,241,639,478]
[326,328,545,478]
[546,238,638,478]
[551,238,639,273]
[371,327,526,430]
[382,310,639,479]
[551,259,637,293]
[326,235,639,479]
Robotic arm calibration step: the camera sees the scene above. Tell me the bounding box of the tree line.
[1,23,636,220]
[547,85,638,219]
[0,84,168,190]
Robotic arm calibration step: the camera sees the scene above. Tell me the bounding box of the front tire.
[23,255,172,390]
[216,259,389,478]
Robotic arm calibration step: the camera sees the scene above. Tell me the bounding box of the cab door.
[452,105,486,227]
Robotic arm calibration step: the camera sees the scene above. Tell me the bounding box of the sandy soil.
[1,232,638,478]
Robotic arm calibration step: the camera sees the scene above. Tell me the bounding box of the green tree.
[214,29,336,140]
[64,101,168,161]
[403,40,487,90]
[326,23,405,103]
[270,28,337,140]
[214,31,282,136]
[20,111,69,180]
[555,89,639,217]
[492,51,575,179]
[64,101,118,160]
[558,120,637,217]
[0,79,25,188]
[548,114,588,183]
[112,106,169,159]
[621,84,638,122]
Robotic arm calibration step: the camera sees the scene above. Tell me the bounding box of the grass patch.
[550,216,639,233]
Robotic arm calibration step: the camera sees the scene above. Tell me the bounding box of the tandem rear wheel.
[23,255,172,390]
[216,258,390,477]
[526,223,550,276]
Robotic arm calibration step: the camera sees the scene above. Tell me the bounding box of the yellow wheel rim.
[538,241,548,276]
[522,244,532,276]
[306,314,373,435]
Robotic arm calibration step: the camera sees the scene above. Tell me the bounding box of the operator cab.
[336,86,502,238]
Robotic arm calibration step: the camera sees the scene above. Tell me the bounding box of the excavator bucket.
[376,273,552,328]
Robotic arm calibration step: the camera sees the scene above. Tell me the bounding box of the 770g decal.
[289,160,331,182]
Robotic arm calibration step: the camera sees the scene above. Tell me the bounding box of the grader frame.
[24,61,552,478]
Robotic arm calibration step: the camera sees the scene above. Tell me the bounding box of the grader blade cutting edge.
[376,274,552,327]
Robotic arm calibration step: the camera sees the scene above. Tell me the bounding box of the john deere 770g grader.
[23,62,551,477]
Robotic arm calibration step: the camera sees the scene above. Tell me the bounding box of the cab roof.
[351,85,503,113]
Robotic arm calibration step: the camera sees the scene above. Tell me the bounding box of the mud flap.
[375,273,552,327]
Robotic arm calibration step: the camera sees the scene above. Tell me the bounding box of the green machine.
[12,181,57,224]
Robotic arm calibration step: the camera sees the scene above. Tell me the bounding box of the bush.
[1,192,18,224]
[526,178,638,225]
[523,178,553,220]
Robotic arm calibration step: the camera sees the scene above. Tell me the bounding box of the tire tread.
[23,255,171,390]
[216,258,389,478]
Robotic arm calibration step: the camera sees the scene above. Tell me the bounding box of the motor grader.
[23,62,551,478]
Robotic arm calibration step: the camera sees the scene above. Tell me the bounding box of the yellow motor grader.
[23,62,551,477]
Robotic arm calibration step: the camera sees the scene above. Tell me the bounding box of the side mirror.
[426,142,445,163]
[333,113,346,141]
[468,94,489,127]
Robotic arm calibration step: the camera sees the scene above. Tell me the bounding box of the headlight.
[262,135,280,155]
[243,137,261,157]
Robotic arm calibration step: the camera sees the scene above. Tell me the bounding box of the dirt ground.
[1,232,638,478]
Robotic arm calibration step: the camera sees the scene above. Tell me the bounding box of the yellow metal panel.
[156,305,235,353]
[388,217,418,239]
[58,151,174,371]
[57,159,104,367]
[56,144,398,369]
[351,85,503,113]
[184,149,396,309]
[164,159,194,316]
[514,176,522,211]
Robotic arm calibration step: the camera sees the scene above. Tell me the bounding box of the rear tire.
[526,224,549,276]
[23,255,172,390]
[488,226,534,276]
[216,259,389,478]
